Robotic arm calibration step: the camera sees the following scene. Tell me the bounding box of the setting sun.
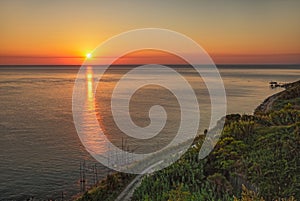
[86,53,92,59]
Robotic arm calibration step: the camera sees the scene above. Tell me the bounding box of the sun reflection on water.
[86,67,94,108]
[81,66,107,155]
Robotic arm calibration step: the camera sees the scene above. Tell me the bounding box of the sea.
[0,65,299,200]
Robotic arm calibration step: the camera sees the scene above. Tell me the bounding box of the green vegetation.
[132,81,300,201]
[132,147,233,201]
[76,80,300,201]
[76,172,134,201]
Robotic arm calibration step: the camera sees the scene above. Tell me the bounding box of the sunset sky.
[1,0,300,65]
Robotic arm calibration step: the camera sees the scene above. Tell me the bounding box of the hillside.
[132,80,300,201]
[255,80,300,114]
[76,80,300,201]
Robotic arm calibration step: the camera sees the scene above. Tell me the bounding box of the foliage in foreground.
[76,172,134,201]
[76,81,300,201]
[131,83,300,201]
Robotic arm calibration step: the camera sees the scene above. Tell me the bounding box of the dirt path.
[263,95,278,112]
[114,160,163,201]
[255,92,281,114]
[114,140,192,201]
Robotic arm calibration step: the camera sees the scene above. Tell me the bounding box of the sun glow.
[86,53,92,59]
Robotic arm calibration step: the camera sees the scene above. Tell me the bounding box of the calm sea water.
[0,66,299,200]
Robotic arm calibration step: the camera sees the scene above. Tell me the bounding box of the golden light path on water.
[82,66,137,170]
[86,67,94,105]
[82,66,108,157]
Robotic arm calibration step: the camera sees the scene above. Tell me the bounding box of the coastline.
[130,80,299,200]
[255,80,300,114]
[76,80,300,200]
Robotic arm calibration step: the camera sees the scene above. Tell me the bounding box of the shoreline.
[76,80,300,200]
[255,80,300,114]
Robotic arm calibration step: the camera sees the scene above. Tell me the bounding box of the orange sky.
[1,1,300,65]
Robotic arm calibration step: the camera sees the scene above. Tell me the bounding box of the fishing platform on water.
[269,81,288,89]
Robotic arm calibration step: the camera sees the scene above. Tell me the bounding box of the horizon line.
[1,63,300,67]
